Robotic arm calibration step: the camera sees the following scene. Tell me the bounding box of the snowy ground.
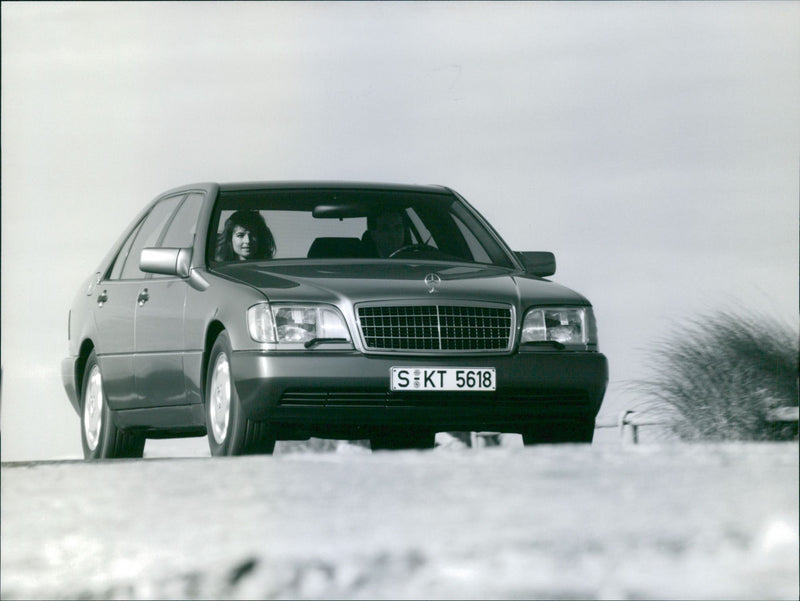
[1,437,797,600]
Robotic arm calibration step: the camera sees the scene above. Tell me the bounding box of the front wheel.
[80,351,145,460]
[370,428,435,451]
[205,331,276,456]
[522,419,595,446]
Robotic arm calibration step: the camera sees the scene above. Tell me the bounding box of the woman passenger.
[215,210,276,262]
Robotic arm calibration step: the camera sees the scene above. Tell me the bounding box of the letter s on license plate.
[390,368,496,391]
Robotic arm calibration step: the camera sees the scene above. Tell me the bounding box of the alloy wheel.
[209,352,231,445]
[83,364,103,451]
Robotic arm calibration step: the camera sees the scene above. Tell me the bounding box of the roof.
[216,181,451,194]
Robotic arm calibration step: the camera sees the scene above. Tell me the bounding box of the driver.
[366,211,407,258]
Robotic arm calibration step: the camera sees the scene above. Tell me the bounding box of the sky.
[2,1,798,461]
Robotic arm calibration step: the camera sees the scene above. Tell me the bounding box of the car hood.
[213,260,590,308]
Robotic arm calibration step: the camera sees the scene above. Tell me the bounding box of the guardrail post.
[619,410,639,444]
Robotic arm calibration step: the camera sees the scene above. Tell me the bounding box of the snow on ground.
[1,440,797,600]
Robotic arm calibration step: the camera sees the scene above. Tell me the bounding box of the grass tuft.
[635,310,798,441]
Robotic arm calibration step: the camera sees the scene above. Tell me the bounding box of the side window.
[149,193,204,279]
[119,196,183,280]
[108,218,145,280]
[160,193,203,248]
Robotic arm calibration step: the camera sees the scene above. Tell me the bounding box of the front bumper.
[231,350,608,433]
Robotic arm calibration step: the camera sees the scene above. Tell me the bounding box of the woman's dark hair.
[215,210,276,261]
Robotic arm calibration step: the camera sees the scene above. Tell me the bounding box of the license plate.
[391,367,496,391]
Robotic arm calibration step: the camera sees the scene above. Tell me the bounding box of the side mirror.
[516,251,556,277]
[140,247,192,278]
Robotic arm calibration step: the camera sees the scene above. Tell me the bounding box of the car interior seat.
[307,237,367,259]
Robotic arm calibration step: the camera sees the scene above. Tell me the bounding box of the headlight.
[247,303,351,345]
[521,307,598,347]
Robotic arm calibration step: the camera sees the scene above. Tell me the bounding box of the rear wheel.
[205,331,276,456]
[522,419,595,446]
[80,351,145,460]
[370,428,435,451]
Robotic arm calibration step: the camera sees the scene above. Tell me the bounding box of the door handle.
[137,288,150,306]
[97,290,108,307]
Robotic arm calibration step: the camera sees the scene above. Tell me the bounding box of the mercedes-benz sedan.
[62,182,608,458]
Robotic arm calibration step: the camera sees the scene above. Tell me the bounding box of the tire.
[205,331,276,456]
[370,428,435,451]
[80,351,145,460]
[522,419,595,446]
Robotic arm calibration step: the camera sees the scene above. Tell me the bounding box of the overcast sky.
[2,1,798,461]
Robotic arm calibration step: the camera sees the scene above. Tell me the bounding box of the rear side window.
[119,195,183,280]
[108,218,145,280]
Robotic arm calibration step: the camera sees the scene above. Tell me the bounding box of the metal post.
[619,410,639,444]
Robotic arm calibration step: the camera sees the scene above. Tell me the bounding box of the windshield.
[208,188,515,268]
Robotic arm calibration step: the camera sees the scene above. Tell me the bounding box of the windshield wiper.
[304,337,349,349]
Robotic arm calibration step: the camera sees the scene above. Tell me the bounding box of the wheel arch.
[76,339,96,406]
[202,320,226,400]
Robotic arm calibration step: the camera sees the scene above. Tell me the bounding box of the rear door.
[100,195,184,409]
[94,219,145,407]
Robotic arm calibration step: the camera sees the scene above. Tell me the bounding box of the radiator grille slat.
[358,304,512,352]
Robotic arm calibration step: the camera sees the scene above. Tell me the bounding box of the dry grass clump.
[637,310,798,441]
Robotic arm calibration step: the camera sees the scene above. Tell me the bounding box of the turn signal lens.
[247,303,276,343]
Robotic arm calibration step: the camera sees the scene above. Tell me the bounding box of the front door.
[108,194,185,408]
[134,278,188,407]
[133,192,204,408]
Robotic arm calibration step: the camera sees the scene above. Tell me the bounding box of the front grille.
[357,304,513,353]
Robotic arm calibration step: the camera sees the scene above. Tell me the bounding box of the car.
[62,181,608,458]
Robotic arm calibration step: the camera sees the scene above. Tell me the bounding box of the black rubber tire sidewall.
[370,428,435,451]
[522,419,595,445]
